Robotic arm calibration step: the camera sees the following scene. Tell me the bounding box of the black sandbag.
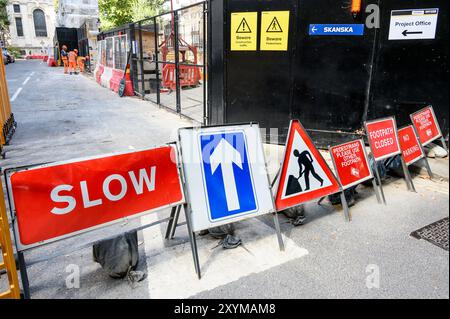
[93,231,139,279]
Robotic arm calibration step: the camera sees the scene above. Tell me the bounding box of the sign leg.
[374,162,387,205]
[170,205,182,239]
[401,157,416,192]
[183,204,201,279]
[422,157,434,180]
[340,192,351,222]
[371,178,382,204]
[272,212,285,251]
[17,251,30,299]
[440,137,448,154]
[164,206,177,240]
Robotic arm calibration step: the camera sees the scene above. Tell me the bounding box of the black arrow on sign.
[402,30,423,37]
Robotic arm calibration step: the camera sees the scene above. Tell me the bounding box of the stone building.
[6,0,56,55]
[56,0,98,29]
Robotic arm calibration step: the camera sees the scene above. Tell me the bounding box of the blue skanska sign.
[309,24,365,36]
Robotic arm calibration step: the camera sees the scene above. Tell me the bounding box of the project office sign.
[389,8,439,40]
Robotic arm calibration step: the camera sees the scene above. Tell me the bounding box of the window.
[13,4,20,13]
[15,17,24,37]
[33,9,47,37]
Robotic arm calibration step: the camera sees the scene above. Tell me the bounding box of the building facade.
[6,0,56,55]
[56,0,98,29]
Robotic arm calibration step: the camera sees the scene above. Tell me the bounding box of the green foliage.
[0,0,10,29]
[99,0,165,30]
[6,45,21,58]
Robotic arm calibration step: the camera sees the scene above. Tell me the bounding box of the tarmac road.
[1,60,448,299]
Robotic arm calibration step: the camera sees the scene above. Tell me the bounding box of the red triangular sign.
[275,120,341,211]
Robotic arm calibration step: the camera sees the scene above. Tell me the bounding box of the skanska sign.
[309,24,365,36]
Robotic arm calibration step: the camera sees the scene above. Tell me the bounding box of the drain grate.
[411,218,449,251]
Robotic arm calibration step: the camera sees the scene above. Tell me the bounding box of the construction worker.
[68,49,78,75]
[61,45,69,74]
[77,55,86,73]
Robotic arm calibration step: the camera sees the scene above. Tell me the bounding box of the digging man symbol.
[286,149,324,196]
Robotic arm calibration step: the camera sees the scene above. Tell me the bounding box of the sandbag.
[93,231,139,279]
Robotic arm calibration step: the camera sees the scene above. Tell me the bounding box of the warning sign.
[275,120,340,211]
[398,125,425,166]
[388,8,439,40]
[365,117,401,161]
[231,12,258,51]
[411,106,442,146]
[330,140,373,190]
[260,11,290,51]
[9,146,184,249]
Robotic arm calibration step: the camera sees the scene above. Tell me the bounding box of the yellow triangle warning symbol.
[266,17,283,33]
[236,18,252,33]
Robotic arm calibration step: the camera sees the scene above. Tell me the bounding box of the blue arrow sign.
[200,131,257,221]
[309,24,365,36]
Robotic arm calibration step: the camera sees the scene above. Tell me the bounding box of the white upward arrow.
[210,138,243,211]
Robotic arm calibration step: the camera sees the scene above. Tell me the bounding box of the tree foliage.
[0,0,10,29]
[99,0,165,30]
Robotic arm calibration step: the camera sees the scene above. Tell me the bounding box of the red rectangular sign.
[398,125,425,166]
[9,146,184,249]
[330,140,373,190]
[411,106,442,146]
[365,117,401,161]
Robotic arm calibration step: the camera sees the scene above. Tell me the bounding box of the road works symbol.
[236,18,252,33]
[267,17,283,32]
[275,120,340,211]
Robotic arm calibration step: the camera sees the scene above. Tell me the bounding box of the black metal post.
[202,1,207,125]
[174,12,182,114]
[154,17,161,105]
[138,22,145,99]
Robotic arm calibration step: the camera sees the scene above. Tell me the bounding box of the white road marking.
[11,87,23,102]
[141,211,308,299]
[23,76,31,85]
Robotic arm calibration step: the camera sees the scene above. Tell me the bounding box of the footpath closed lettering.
[10,146,184,248]
[365,117,401,161]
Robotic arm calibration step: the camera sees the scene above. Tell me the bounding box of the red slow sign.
[398,125,425,166]
[10,146,184,248]
[411,106,442,146]
[330,140,373,189]
[365,117,401,161]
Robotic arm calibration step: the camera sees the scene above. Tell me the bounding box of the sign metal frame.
[3,144,186,298]
[398,124,434,179]
[365,116,415,205]
[177,122,284,279]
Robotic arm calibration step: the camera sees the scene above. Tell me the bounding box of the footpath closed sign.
[330,140,373,189]
[398,125,425,166]
[179,124,274,232]
[365,117,401,161]
[411,106,443,146]
[9,147,184,249]
[230,12,258,51]
[260,11,290,51]
[389,8,439,40]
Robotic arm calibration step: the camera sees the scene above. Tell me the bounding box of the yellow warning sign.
[231,12,258,51]
[260,11,290,51]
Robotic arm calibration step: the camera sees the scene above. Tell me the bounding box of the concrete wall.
[6,0,56,55]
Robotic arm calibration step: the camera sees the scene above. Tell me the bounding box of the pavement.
[0,60,448,299]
